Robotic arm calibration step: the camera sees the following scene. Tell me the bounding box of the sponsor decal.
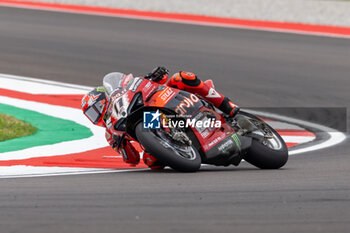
[203,134,226,151]
[192,111,204,122]
[206,88,221,98]
[175,94,200,115]
[144,82,152,92]
[110,88,127,99]
[159,87,176,103]
[144,85,158,100]
[143,80,162,99]
[218,139,234,153]
[200,129,210,138]
[110,89,127,101]
[143,110,161,129]
[122,74,134,87]
[129,78,144,92]
[96,86,106,92]
[231,133,241,150]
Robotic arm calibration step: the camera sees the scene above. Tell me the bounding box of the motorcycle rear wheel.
[239,112,289,169]
[135,122,201,172]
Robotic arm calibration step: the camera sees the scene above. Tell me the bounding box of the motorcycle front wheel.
[135,122,201,172]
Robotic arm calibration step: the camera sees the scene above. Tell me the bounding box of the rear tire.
[239,112,288,169]
[135,122,201,172]
[245,137,288,169]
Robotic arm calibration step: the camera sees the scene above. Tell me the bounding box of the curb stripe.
[0,0,349,38]
[0,146,147,169]
[0,88,82,109]
[277,131,316,137]
[0,166,148,179]
[281,136,315,144]
[285,142,299,147]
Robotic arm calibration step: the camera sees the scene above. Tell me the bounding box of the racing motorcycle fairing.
[141,83,247,165]
[104,74,249,166]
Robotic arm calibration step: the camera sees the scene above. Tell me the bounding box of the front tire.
[135,122,201,172]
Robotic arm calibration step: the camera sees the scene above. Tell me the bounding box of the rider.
[81,67,240,169]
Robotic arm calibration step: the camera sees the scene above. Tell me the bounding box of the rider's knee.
[169,71,202,88]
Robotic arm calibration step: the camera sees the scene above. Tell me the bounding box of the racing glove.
[144,66,169,83]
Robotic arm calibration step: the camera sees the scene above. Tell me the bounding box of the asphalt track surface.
[0,6,349,233]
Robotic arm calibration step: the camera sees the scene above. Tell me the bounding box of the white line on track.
[0,166,148,179]
[0,73,91,94]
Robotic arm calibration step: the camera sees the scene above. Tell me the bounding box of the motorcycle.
[103,72,288,172]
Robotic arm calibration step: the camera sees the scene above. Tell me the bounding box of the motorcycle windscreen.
[103,72,128,96]
[85,106,100,124]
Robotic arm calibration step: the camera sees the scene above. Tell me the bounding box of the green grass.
[0,113,37,142]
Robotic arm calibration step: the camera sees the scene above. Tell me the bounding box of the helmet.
[81,86,108,127]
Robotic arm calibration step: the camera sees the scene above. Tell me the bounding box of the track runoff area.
[0,74,346,178]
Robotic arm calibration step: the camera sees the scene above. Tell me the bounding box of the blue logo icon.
[143,110,161,129]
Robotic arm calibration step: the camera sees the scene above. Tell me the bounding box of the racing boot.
[219,97,240,117]
[167,71,240,117]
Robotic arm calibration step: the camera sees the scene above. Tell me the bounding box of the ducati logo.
[206,88,221,98]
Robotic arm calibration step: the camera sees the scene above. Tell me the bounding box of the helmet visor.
[85,106,101,124]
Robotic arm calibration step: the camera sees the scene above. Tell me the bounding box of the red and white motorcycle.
[104,72,288,172]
